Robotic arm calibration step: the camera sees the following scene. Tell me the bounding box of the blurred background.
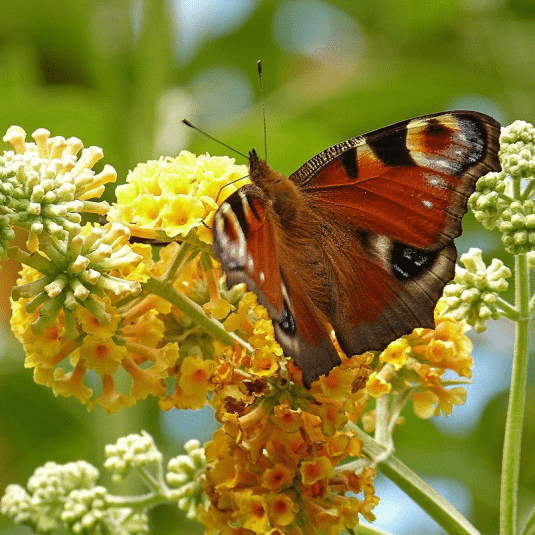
[0,0,534,533]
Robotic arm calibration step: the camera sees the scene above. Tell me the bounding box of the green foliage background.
[0,0,534,533]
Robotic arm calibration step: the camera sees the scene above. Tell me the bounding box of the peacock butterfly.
[212,111,501,387]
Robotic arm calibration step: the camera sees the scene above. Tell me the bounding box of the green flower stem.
[374,395,390,447]
[144,276,253,353]
[521,179,535,200]
[350,426,481,535]
[500,252,531,535]
[496,296,519,321]
[498,192,515,204]
[161,241,193,283]
[7,246,52,273]
[107,490,177,511]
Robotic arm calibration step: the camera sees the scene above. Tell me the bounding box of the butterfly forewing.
[213,185,285,320]
[292,111,500,248]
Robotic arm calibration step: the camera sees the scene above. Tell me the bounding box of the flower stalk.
[350,425,482,535]
[144,275,253,352]
[500,252,531,534]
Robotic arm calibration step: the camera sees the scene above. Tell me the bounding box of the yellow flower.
[50,360,93,403]
[260,464,295,491]
[160,194,205,238]
[319,366,354,401]
[79,338,127,376]
[380,338,410,370]
[411,390,439,419]
[250,347,280,377]
[178,356,215,397]
[133,195,165,228]
[203,297,233,320]
[300,457,334,485]
[109,151,248,243]
[76,297,120,338]
[366,371,392,398]
[266,493,297,527]
[236,490,271,534]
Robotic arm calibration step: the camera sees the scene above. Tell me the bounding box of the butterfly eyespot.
[279,302,296,336]
[391,242,437,281]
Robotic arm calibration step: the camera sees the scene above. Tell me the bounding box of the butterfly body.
[213,111,501,387]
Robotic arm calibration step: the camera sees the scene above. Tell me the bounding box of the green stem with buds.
[500,252,531,534]
[144,276,253,353]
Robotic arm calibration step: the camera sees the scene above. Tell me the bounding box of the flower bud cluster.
[0,460,99,532]
[11,222,142,334]
[1,433,172,534]
[443,248,511,332]
[469,171,509,230]
[167,439,208,519]
[61,486,109,533]
[470,120,535,255]
[499,120,535,180]
[0,126,115,251]
[104,431,163,483]
[498,199,535,254]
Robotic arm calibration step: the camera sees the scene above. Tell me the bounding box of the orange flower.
[380,338,410,370]
[79,338,126,376]
[235,490,271,534]
[300,457,334,485]
[319,366,354,401]
[260,464,295,491]
[266,493,297,526]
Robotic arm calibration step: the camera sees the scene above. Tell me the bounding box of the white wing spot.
[423,199,433,209]
[259,271,265,284]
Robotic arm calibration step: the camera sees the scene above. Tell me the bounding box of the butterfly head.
[248,149,303,226]
[249,149,282,189]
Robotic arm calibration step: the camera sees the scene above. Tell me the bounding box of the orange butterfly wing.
[288,111,500,358]
[213,183,341,387]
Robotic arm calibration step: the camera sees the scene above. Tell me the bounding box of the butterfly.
[212,111,501,388]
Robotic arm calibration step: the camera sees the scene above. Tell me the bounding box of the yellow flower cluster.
[367,302,473,419]
[183,292,376,533]
[108,151,249,243]
[10,237,180,413]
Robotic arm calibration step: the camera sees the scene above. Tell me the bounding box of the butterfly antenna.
[181,119,249,160]
[215,174,249,204]
[257,60,267,162]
